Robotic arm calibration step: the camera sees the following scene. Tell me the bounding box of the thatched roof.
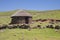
[11,10,32,17]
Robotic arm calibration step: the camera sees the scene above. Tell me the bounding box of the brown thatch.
[10,10,32,24]
[11,10,32,17]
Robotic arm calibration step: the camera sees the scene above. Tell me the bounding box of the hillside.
[27,10,60,20]
[0,10,60,24]
[0,29,60,40]
[0,10,18,16]
[0,10,60,40]
[0,10,60,19]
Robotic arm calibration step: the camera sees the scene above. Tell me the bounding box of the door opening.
[25,17,29,24]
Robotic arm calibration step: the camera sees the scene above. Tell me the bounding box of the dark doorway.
[25,17,29,24]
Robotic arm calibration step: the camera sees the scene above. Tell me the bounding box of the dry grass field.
[0,10,60,40]
[0,28,60,40]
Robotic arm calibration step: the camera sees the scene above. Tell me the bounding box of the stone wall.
[10,16,32,24]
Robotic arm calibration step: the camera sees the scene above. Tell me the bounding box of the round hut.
[10,10,32,24]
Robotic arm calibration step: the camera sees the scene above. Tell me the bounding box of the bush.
[0,24,8,29]
[37,25,41,29]
[55,25,60,29]
[8,25,13,29]
[19,24,30,29]
[46,24,54,29]
[8,25,18,29]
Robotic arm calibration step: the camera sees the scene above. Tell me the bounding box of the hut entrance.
[25,17,29,24]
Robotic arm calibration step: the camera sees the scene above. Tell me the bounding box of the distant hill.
[27,10,60,20]
[0,10,60,20]
[0,9,60,24]
[0,10,18,16]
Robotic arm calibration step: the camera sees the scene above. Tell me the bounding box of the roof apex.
[11,10,32,17]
